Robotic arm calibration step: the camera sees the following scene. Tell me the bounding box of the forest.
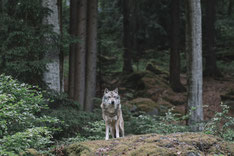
[0,0,234,155]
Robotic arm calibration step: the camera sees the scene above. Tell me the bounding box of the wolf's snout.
[111,101,115,105]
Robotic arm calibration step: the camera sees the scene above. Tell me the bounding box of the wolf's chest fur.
[103,107,120,123]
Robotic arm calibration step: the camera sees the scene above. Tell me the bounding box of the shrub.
[0,74,59,154]
[125,107,189,135]
[82,120,106,140]
[44,105,103,139]
[0,0,53,85]
[0,127,52,154]
[70,107,190,141]
[42,91,103,139]
[204,103,234,141]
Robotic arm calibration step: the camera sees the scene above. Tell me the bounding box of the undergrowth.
[204,103,234,141]
[0,74,60,155]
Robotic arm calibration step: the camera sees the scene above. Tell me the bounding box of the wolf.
[101,88,124,140]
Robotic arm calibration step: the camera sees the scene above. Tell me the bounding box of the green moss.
[129,98,159,112]
[129,144,173,156]
[121,71,168,91]
[121,71,147,89]
[64,143,91,156]
[146,62,169,75]
[64,133,234,156]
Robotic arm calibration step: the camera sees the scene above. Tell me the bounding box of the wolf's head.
[102,88,120,110]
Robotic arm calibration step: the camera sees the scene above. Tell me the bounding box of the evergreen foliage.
[0,0,58,85]
[0,74,59,154]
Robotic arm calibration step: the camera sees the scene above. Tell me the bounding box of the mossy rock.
[121,71,148,90]
[20,148,44,156]
[141,73,168,89]
[63,143,91,156]
[163,93,187,106]
[127,98,173,115]
[128,98,159,112]
[145,61,169,75]
[121,71,168,91]
[63,133,234,156]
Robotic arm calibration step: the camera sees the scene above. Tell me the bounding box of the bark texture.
[58,0,64,92]
[68,0,78,99]
[169,0,186,93]
[74,0,87,110]
[85,0,98,112]
[228,0,233,16]
[68,0,98,111]
[122,0,133,73]
[203,0,221,77]
[42,0,61,92]
[185,0,204,131]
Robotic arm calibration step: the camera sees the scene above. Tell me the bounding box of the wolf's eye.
[108,96,111,98]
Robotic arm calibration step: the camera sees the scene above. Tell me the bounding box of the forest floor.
[182,74,234,119]
[95,69,234,120]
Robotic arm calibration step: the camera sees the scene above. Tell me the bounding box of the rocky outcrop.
[63,133,234,156]
[119,71,187,116]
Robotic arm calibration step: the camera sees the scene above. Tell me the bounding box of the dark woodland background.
[0,0,234,155]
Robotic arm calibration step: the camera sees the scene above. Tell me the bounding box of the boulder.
[127,98,173,115]
[128,98,159,112]
[63,133,234,156]
[146,62,169,75]
[121,71,168,91]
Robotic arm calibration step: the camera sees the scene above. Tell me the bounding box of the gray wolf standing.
[101,88,124,140]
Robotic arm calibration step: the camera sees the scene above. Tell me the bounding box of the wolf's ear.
[104,88,109,94]
[114,88,118,93]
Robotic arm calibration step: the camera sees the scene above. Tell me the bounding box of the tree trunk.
[58,0,64,92]
[185,0,204,131]
[122,0,133,73]
[85,0,98,112]
[42,0,61,92]
[203,0,221,77]
[68,0,78,98]
[169,0,186,93]
[228,0,233,16]
[74,0,87,110]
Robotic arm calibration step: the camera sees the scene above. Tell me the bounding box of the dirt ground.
[180,74,234,119]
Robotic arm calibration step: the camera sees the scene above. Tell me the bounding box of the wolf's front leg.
[115,122,120,138]
[120,119,125,137]
[105,124,109,140]
[110,127,115,138]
